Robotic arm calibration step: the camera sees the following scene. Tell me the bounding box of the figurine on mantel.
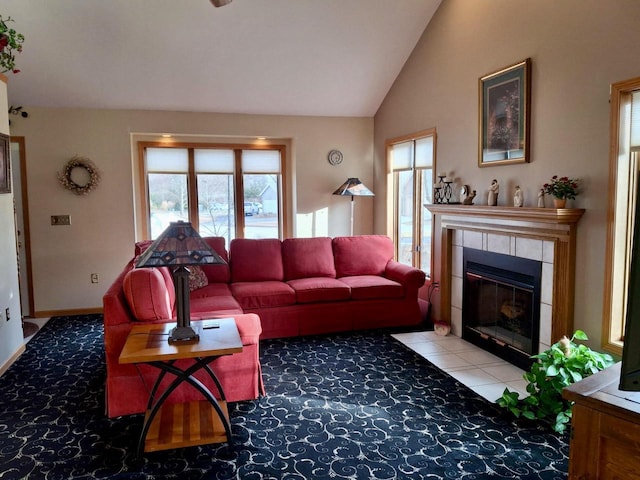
[488,179,499,206]
[463,190,476,205]
[514,185,524,207]
[537,188,545,208]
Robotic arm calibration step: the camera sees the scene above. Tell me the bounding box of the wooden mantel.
[427,204,585,342]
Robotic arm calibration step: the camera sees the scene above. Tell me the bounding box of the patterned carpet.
[0,315,569,479]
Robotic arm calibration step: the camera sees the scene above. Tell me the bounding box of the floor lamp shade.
[135,221,227,343]
[333,178,374,236]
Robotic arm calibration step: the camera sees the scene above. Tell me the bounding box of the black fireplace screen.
[462,248,541,369]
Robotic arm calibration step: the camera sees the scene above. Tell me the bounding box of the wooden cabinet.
[563,362,640,479]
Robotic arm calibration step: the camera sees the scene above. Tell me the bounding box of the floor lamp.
[135,221,227,344]
[333,178,374,236]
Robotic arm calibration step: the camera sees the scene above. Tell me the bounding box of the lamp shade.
[135,221,226,344]
[136,221,226,268]
[332,178,375,197]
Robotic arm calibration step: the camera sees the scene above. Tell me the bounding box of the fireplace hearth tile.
[472,382,515,402]
[426,352,473,370]
[482,363,525,383]
[436,336,476,353]
[448,368,502,387]
[460,348,505,366]
[408,341,449,357]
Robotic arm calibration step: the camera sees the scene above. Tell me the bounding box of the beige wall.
[9,109,373,314]
[374,0,640,348]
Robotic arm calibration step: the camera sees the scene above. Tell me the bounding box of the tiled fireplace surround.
[427,205,585,356]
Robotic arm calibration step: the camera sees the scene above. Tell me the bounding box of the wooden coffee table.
[119,318,243,454]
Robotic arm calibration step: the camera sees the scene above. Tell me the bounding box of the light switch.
[51,215,71,226]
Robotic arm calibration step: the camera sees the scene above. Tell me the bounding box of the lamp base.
[168,325,200,344]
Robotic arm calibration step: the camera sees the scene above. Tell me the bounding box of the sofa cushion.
[190,295,243,316]
[123,267,174,321]
[282,237,336,280]
[287,277,351,303]
[333,235,394,277]
[134,240,154,256]
[190,282,234,298]
[338,275,404,300]
[201,237,231,284]
[230,281,296,309]
[230,239,284,282]
[188,266,209,291]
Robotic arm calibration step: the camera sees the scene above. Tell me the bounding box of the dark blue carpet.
[0,315,568,479]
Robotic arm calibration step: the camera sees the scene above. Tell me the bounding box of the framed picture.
[0,133,9,194]
[478,58,531,167]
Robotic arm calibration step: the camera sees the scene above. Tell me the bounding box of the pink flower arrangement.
[542,175,580,200]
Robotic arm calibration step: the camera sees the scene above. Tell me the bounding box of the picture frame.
[478,58,531,167]
[0,133,10,194]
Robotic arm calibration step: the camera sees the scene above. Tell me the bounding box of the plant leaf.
[573,330,588,341]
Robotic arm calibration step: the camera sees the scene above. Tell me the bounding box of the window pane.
[420,170,433,274]
[390,141,413,170]
[148,173,189,239]
[244,173,280,238]
[242,150,281,173]
[147,148,188,172]
[197,173,236,246]
[195,149,234,173]
[396,170,414,266]
[415,137,434,168]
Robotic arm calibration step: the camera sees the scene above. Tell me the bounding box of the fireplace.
[462,248,542,370]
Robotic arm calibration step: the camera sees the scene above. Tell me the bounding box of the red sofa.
[103,235,426,418]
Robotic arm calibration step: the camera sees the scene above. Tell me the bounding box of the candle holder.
[433,174,459,204]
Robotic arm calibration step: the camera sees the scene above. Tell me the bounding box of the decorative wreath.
[58,156,101,196]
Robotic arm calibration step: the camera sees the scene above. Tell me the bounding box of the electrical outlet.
[5,308,9,321]
[51,215,71,226]
[91,273,99,284]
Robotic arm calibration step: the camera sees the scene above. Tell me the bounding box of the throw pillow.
[188,265,209,291]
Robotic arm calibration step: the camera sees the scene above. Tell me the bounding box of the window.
[386,129,436,276]
[603,78,640,355]
[139,142,286,245]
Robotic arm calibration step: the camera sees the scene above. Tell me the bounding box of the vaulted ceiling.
[2,0,441,117]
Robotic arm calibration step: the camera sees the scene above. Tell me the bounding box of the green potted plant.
[542,175,580,208]
[0,15,25,74]
[496,330,614,433]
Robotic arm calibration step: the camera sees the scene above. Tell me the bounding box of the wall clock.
[328,149,343,166]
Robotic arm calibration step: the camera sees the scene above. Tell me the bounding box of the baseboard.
[0,343,26,377]
[33,307,103,318]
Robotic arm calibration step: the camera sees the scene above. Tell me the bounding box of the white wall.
[0,75,25,374]
[8,108,373,315]
[374,0,640,348]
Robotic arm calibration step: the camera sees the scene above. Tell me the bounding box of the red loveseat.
[103,235,426,418]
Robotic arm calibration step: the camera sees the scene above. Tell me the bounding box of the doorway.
[9,136,35,326]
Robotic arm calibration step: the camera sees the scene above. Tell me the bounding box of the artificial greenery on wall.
[0,15,25,74]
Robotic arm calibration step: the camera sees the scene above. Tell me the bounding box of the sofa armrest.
[384,261,426,292]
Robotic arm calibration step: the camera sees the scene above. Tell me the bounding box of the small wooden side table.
[119,318,243,454]
[562,362,640,479]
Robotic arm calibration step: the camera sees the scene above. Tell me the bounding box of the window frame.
[137,141,288,241]
[603,77,640,356]
[385,128,437,277]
